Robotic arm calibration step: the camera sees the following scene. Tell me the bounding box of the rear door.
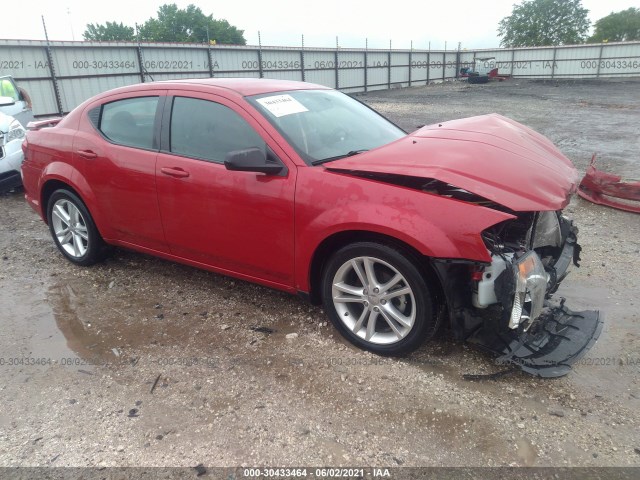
[73,92,168,252]
[155,90,296,288]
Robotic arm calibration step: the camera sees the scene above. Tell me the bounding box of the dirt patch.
[1,79,639,467]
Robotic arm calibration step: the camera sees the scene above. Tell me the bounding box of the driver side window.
[170,97,265,163]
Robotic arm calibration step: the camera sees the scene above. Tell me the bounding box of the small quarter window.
[170,96,265,163]
[99,97,159,150]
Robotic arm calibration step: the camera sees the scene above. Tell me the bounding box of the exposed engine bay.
[477,210,580,329]
[435,209,602,377]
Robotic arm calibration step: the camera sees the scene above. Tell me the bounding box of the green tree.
[589,8,640,43]
[137,4,245,44]
[83,21,135,41]
[498,0,590,47]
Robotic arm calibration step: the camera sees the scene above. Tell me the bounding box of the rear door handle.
[77,149,97,159]
[160,167,190,178]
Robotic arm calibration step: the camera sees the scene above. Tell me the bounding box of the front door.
[155,92,296,288]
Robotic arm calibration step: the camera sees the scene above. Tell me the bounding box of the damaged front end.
[435,210,603,378]
[324,113,603,377]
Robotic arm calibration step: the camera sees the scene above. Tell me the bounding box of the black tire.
[468,75,489,84]
[46,189,106,266]
[321,242,438,356]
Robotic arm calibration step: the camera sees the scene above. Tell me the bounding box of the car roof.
[69,78,333,124]
[135,78,330,97]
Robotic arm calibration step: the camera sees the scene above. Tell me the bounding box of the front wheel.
[47,189,106,266]
[321,242,438,356]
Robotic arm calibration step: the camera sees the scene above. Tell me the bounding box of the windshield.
[248,89,406,165]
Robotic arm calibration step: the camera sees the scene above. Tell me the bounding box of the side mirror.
[0,96,16,107]
[224,147,284,175]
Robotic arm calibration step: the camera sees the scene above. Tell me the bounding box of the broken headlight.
[510,251,548,329]
[532,211,562,249]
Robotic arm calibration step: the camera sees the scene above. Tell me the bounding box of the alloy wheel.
[331,256,416,345]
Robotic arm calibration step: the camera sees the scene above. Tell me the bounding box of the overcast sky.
[2,0,638,49]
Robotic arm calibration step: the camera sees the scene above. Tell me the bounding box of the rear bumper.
[19,162,45,219]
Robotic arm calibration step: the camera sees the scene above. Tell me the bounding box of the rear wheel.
[321,242,437,355]
[47,189,105,266]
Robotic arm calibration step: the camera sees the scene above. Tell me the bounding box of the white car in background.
[0,76,33,192]
[0,109,26,192]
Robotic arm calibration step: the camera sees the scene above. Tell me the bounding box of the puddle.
[2,257,636,411]
[2,268,314,374]
[0,273,212,373]
[0,278,81,374]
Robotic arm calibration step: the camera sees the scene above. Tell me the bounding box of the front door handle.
[160,167,190,178]
[77,149,97,159]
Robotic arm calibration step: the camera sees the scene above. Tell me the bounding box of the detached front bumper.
[578,155,640,214]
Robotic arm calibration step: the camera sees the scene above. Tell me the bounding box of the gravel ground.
[0,79,639,469]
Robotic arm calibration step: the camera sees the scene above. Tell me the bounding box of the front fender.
[294,168,514,292]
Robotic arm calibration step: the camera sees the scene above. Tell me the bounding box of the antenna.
[67,8,75,41]
[42,15,50,43]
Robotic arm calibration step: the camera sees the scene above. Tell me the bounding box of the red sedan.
[21,79,602,376]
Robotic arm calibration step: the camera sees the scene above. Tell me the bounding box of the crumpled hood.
[327,114,579,211]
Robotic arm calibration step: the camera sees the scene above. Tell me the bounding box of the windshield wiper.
[311,149,369,166]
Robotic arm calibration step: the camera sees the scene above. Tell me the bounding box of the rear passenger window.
[170,97,265,163]
[99,97,159,150]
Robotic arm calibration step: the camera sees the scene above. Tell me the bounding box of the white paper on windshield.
[256,94,308,117]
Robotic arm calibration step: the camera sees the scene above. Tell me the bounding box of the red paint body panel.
[153,89,298,285]
[21,126,78,220]
[167,78,330,96]
[293,167,514,291]
[21,79,577,298]
[72,90,168,251]
[578,155,640,213]
[329,114,578,212]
